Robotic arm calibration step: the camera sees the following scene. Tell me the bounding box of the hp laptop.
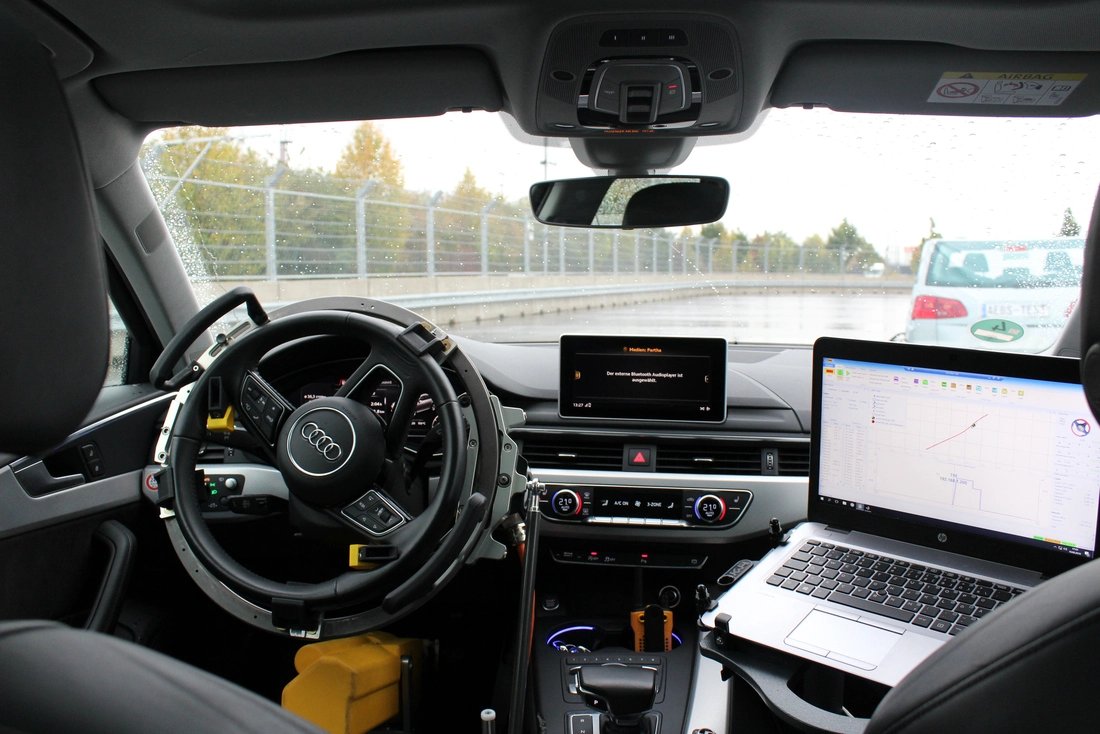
[703,337,1100,687]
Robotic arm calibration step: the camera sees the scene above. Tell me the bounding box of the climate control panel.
[537,484,751,528]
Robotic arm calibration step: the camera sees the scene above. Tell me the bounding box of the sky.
[229,109,1100,263]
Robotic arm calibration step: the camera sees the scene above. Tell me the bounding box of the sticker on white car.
[971,319,1025,343]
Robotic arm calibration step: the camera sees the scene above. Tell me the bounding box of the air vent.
[519,437,622,471]
[655,446,761,475]
[520,433,812,477]
[778,444,811,476]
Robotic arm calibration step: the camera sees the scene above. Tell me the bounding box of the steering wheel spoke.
[382,374,430,456]
[339,487,410,539]
[238,371,295,449]
[335,348,431,458]
[336,347,400,402]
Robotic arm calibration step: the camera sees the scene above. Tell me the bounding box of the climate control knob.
[694,494,727,524]
[552,489,582,517]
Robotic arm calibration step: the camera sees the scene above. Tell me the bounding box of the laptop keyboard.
[766,539,1027,636]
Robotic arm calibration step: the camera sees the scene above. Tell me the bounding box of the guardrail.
[189,277,912,331]
[384,278,913,309]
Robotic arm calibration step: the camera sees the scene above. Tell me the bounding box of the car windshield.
[142,109,1100,352]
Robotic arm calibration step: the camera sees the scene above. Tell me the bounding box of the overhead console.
[536,15,743,136]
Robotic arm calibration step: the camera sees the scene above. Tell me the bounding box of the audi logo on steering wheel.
[300,422,343,461]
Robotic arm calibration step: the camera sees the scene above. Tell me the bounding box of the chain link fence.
[143,154,859,282]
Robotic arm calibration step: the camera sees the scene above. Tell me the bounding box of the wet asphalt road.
[451,291,913,345]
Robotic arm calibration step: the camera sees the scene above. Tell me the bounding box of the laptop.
[702,336,1100,687]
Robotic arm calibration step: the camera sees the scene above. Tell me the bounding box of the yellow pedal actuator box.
[282,631,421,734]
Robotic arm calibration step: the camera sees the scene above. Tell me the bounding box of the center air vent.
[777,444,811,476]
[655,446,760,474]
[519,434,810,476]
[518,438,623,471]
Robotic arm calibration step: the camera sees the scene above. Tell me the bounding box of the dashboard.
[252,335,814,556]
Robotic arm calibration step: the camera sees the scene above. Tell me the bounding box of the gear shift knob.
[576,665,657,728]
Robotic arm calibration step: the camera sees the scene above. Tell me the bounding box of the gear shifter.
[576,665,659,734]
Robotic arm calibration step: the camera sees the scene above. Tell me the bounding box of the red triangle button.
[632,451,647,464]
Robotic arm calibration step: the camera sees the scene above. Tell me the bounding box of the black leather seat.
[864,554,1100,733]
[0,11,321,734]
[863,186,1100,733]
[0,621,323,734]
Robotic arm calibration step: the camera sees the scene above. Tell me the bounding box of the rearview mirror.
[529,176,729,229]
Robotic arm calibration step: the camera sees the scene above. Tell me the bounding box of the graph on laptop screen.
[818,357,1100,559]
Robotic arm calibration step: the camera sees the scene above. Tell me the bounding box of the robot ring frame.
[151,297,529,639]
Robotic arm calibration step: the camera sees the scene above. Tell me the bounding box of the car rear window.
[926,239,1084,288]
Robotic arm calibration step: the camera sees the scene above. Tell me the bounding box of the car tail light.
[1004,245,1028,252]
[911,296,968,319]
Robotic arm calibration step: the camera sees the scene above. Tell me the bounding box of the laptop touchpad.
[785,609,902,670]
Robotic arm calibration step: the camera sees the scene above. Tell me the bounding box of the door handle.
[13,460,85,497]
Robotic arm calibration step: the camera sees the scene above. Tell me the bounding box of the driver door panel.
[0,389,171,627]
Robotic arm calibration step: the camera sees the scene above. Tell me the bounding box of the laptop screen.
[811,338,1100,574]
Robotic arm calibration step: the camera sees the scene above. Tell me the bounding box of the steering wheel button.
[355,514,384,532]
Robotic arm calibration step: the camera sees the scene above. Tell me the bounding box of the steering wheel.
[160,303,492,637]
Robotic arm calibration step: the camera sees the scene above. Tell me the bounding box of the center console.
[533,611,698,734]
[521,335,810,733]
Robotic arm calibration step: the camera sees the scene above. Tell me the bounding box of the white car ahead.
[906,238,1083,353]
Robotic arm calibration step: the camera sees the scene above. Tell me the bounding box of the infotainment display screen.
[558,335,727,422]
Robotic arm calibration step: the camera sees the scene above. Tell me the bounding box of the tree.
[334,122,404,186]
[142,126,274,278]
[826,218,881,273]
[748,231,798,272]
[1060,207,1082,237]
[700,222,726,240]
[800,233,832,273]
[452,167,492,203]
[911,217,941,274]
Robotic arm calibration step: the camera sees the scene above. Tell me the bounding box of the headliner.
[8,0,1100,180]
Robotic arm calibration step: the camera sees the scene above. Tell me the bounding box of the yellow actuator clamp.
[206,404,235,432]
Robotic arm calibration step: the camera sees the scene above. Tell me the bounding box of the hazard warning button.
[623,445,656,472]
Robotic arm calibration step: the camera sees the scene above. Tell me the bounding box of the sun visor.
[771,43,1100,117]
[95,47,503,126]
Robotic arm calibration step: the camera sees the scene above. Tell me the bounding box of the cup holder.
[546,623,683,653]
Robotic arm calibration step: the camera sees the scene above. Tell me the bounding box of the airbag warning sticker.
[927,72,1086,106]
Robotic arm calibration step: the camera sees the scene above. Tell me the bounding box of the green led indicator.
[211,489,218,495]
